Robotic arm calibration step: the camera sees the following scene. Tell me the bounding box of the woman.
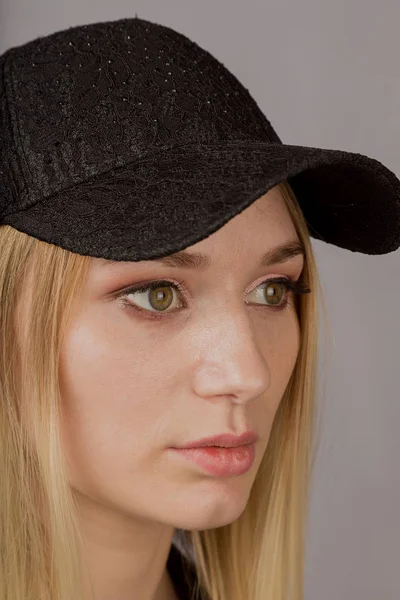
[0,15,399,600]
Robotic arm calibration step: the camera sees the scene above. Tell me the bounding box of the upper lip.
[175,430,259,449]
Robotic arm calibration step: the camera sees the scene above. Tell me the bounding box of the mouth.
[170,442,256,477]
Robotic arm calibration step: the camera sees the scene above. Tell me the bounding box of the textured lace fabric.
[0,15,400,259]
[0,17,277,216]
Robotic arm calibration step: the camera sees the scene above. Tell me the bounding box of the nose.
[191,313,272,405]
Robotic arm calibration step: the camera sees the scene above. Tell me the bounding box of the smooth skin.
[30,184,304,599]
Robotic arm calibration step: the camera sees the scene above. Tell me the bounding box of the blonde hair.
[0,180,329,600]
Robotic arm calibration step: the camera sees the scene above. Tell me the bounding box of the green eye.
[259,281,285,306]
[147,285,175,311]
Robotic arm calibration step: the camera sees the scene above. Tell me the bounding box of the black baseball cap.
[1,16,399,260]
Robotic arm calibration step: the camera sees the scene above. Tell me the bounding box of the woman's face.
[58,184,304,530]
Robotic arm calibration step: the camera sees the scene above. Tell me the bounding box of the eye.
[124,281,183,313]
[117,276,311,319]
[247,279,289,307]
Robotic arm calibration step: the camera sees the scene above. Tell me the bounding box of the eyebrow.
[99,240,305,270]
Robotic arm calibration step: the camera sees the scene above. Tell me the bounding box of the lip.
[171,443,256,476]
[174,430,259,449]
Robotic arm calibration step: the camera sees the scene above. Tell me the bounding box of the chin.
[164,482,252,531]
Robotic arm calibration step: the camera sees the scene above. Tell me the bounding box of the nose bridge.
[192,304,271,402]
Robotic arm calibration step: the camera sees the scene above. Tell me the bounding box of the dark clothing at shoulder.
[167,542,201,600]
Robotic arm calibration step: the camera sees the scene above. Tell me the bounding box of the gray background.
[1,1,399,598]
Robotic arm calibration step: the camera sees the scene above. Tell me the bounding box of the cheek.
[57,312,172,492]
[259,310,301,413]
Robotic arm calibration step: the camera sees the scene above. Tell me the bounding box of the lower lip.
[171,443,256,476]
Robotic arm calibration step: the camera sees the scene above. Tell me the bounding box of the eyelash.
[116,275,311,321]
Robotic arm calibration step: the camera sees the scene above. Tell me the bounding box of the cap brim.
[3,140,400,259]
